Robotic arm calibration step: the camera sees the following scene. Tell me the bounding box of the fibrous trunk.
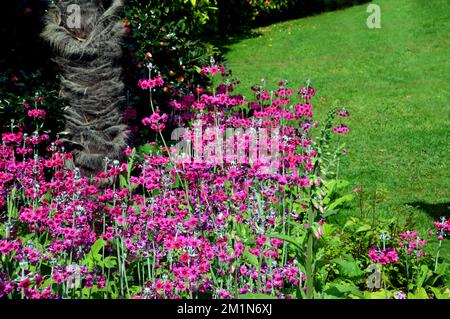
[42,0,128,176]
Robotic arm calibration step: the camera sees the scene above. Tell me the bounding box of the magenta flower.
[368,246,399,265]
[332,124,350,134]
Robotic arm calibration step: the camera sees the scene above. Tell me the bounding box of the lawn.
[223,0,450,242]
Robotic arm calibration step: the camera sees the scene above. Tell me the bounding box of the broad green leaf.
[434,262,448,276]
[416,265,432,289]
[324,179,350,190]
[119,175,128,189]
[355,224,372,233]
[363,290,392,299]
[324,283,364,298]
[327,194,354,211]
[103,256,118,269]
[321,209,338,218]
[332,257,364,278]
[343,219,356,231]
[90,238,106,257]
[408,287,429,299]
[243,247,259,267]
[322,223,336,236]
[429,287,450,299]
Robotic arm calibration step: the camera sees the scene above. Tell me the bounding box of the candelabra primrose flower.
[0,66,446,300]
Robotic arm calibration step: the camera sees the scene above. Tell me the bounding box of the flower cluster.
[201,65,226,77]
[332,124,350,134]
[27,109,46,119]
[138,76,164,90]
[433,217,450,241]
[0,66,354,299]
[368,246,399,265]
[398,231,427,258]
[141,109,169,132]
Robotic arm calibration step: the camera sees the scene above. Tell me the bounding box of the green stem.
[116,237,124,298]
[305,217,314,299]
[434,239,442,272]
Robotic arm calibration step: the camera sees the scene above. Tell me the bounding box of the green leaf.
[321,209,338,218]
[430,287,450,299]
[243,247,259,267]
[127,148,137,177]
[416,265,431,289]
[355,224,372,233]
[343,219,356,230]
[363,290,392,299]
[434,262,448,276]
[138,143,160,156]
[285,220,307,233]
[321,223,336,237]
[324,283,364,298]
[41,277,53,289]
[90,238,106,257]
[103,256,118,269]
[254,192,265,217]
[327,194,354,211]
[408,287,429,299]
[119,175,128,189]
[324,179,350,190]
[332,257,364,279]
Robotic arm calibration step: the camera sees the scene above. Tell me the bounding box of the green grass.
[224,0,450,252]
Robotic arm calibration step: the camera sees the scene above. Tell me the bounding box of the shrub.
[215,0,371,32]
[0,68,349,299]
[0,57,448,299]
[122,0,222,145]
[0,0,62,136]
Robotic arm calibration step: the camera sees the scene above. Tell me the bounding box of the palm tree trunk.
[42,0,128,176]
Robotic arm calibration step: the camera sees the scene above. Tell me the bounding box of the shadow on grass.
[251,0,371,29]
[407,201,450,220]
[207,30,262,56]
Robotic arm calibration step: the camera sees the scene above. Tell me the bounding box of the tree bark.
[42,0,128,176]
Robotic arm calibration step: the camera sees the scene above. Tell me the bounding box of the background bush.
[215,0,371,33]
[0,0,63,136]
[0,0,371,145]
[122,0,222,145]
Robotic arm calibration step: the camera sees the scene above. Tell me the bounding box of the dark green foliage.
[122,0,221,144]
[0,0,63,135]
[215,0,371,32]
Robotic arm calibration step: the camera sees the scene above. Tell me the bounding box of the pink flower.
[180,253,190,263]
[138,77,164,90]
[27,109,46,119]
[240,265,248,276]
[218,289,231,299]
[150,112,160,123]
[116,215,126,225]
[333,124,350,134]
[210,66,219,76]
[368,246,398,265]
